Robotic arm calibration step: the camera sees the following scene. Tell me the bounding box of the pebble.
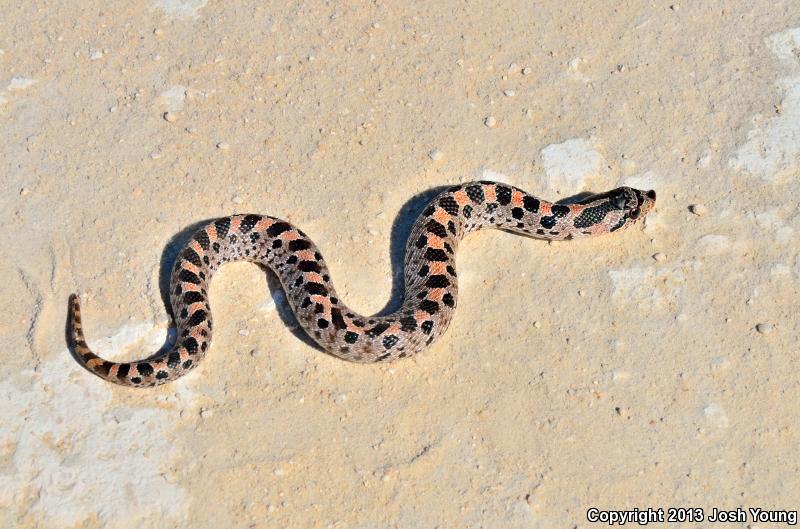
[689,203,708,216]
[652,252,666,262]
[428,148,443,161]
[533,321,541,329]
[163,111,178,123]
[232,195,243,204]
[250,348,262,357]
[484,116,497,128]
[153,28,164,36]
[756,323,773,334]
[503,89,515,97]
[216,142,230,150]
[522,67,532,75]
[199,408,214,419]
[90,50,103,60]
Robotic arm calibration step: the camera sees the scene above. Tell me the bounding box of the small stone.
[522,67,531,75]
[756,323,773,334]
[652,252,666,262]
[533,321,541,329]
[615,407,630,419]
[216,142,230,150]
[670,4,679,11]
[153,28,164,36]
[689,203,707,216]
[163,111,178,123]
[578,290,586,297]
[484,116,497,128]
[150,151,161,159]
[250,348,262,357]
[90,50,103,60]
[238,328,250,336]
[503,89,515,97]
[200,408,214,418]
[232,195,243,204]
[428,148,443,161]
[19,188,30,196]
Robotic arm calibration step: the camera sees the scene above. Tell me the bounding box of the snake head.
[610,187,656,224]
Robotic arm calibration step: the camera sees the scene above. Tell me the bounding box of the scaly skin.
[68,181,656,387]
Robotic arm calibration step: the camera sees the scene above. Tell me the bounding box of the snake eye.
[630,208,641,219]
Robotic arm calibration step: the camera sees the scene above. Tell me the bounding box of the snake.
[68,181,656,387]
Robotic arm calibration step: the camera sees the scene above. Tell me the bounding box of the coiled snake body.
[69,181,656,387]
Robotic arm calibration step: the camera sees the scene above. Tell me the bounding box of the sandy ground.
[2,1,800,528]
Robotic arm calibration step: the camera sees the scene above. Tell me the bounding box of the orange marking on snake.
[182,262,201,275]
[304,271,324,284]
[255,218,274,231]
[432,208,450,224]
[281,230,301,241]
[429,262,448,275]
[453,190,470,207]
[426,235,445,249]
[427,288,445,301]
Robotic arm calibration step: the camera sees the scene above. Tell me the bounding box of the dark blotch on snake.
[426,220,447,238]
[419,300,439,314]
[187,310,207,326]
[178,269,201,285]
[367,322,390,337]
[424,248,449,261]
[496,186,512,205]
[289,239,311,251]
[267,222,292,237]
[239,215,261,233]
[214,218,231,239]
[304,282,327,296]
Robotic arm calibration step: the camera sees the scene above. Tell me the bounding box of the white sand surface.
[1,2,799,527]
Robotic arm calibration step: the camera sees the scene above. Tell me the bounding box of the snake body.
[69,181,656,387]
